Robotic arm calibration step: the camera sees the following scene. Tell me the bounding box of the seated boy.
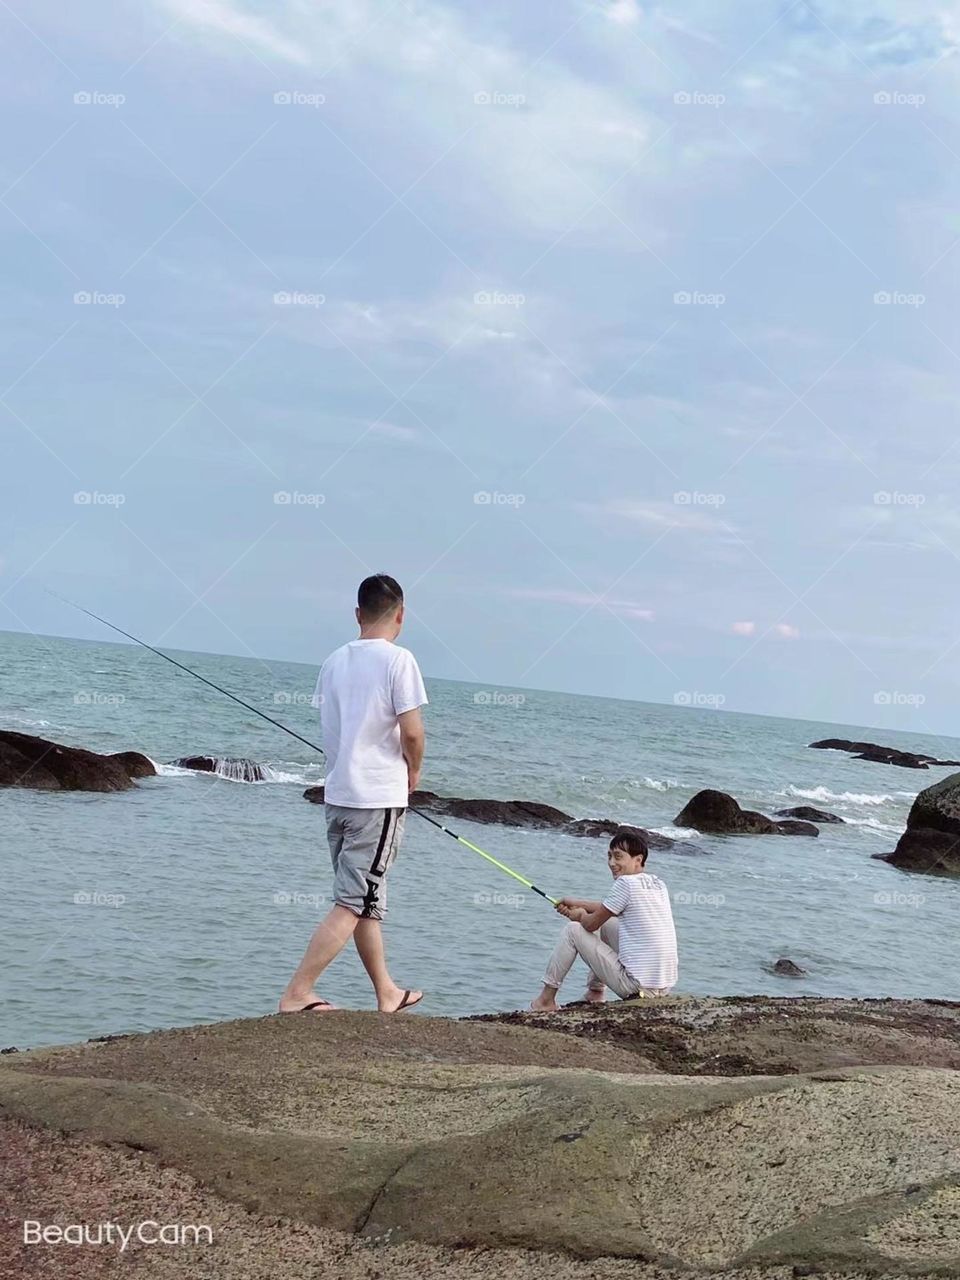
[531,826,678,1010]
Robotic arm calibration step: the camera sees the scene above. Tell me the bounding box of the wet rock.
[879,771,960,877]
[773,958,807,977]
[305,787,696,851]
[171,756,268,782]
[108,751,156,779]
[674,789,817,836]
[809,738,960,770]
[0,731,152,792]
[776,806,844,824]
[773,818,820,836]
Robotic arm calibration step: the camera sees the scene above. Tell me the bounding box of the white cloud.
[774,622,800,639]
[508,585,653,619]
[585,498,730,535]
[732,620,756,636]
[157,0,662,237]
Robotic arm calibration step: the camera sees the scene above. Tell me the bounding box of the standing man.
[280,574,427,1014]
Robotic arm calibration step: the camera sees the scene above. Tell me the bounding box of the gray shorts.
[326,804,406,922]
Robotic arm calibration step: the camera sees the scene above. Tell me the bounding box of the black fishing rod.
[47,590,559,906]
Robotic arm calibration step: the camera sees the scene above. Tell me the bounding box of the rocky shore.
[3,998,959,1278]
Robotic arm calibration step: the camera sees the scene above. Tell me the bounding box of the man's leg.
[279,904,359,1010]
[354,918,421,1012]
[585,918,619,1002]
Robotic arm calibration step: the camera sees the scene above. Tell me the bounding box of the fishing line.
[46,589,559,906]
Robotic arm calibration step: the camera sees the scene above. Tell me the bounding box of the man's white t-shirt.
[313,639,428,809]
[602,872,678,991]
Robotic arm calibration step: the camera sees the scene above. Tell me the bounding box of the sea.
[1,629,957,1049]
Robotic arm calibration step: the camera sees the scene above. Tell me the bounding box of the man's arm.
[558,897,603,913]
[398,707,425,794]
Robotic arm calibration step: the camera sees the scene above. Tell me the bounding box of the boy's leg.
[586,918,620,1001]
[531,920,581,1009]
[568,922,638,998]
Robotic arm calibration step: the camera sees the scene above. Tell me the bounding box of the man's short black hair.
[609,826,649,864]
[357,573,404,622]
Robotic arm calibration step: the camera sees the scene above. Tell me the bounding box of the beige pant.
[543,919,667,999]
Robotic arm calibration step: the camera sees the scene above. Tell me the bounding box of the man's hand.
[407,767,421,794]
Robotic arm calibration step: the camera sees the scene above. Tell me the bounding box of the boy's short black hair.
[357,573,404,622]
[609,825,649,864]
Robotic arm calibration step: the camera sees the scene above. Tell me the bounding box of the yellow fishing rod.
[48,591,560,907]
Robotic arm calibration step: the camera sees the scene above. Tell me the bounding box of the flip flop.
[300,998,336,1012]
[391,989,423,1013]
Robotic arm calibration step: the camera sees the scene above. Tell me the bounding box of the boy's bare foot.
[583,989,606,1004]
[529,994,558,1011]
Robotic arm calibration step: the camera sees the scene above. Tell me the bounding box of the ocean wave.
[1,715,55,730]
[638,776,679,792]
[656,825,698,839]
[843,816,904,833]
[150,758,324,785]
[779,785,896,807]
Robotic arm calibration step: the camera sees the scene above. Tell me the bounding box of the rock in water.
[776,805,844,824]
[0,731,155,792]
[674,789,817,836]
[809,738,960,770]
[880,770,960,877]
[171,756,268,782]
[773,957,807,977]
[303,786,694,851]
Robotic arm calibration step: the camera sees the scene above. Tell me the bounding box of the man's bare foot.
[529,994,558,1011]
[379,987,423,1013]
[278,993,337,1013]
[583,989,606,1004]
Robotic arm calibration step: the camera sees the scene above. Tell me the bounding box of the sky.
[2,0,960,734]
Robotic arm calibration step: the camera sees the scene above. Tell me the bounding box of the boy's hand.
[556,899,585,921]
